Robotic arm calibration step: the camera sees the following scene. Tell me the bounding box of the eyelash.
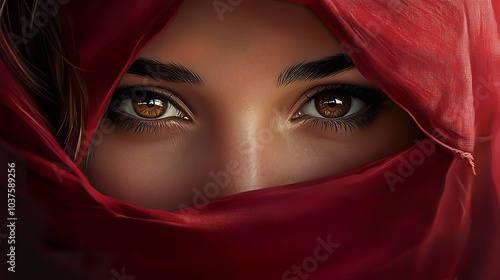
[106,84,388,135]
[304,108,378,132]
[295,84,388,132]
[109,115,185,135]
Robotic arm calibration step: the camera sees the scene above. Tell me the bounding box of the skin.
[84,0,423,211]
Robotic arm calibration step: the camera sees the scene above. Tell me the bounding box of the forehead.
[138,0,343,81]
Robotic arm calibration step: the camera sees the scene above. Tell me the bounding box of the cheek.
[84,131,207,210]
[286,105,422,180]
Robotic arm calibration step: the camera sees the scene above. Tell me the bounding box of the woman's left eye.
[292,84,388,132]
[298,91,366,119]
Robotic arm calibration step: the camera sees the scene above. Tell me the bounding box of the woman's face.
[84,0,422,211]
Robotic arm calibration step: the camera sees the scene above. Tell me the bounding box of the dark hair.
[0,0,87,160]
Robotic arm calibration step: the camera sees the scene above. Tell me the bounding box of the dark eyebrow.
[277,55,355,87]
[127,58,203,85]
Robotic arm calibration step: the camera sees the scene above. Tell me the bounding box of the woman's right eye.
[105,87,192,135]
[111,87,189,121]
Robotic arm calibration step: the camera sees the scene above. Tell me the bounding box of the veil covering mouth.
[0,0,499,279]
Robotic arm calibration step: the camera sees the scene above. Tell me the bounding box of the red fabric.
[1,0,499,279]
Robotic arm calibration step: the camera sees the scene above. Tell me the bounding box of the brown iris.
[315,92,351,118]
[132,98,167,118]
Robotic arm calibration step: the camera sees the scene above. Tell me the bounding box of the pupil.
[146,99,155,108]
[325,98,342,108]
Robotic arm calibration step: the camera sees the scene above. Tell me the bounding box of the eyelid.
[289,83,387,121]
[305,84,386,102]
[111,86,194,121]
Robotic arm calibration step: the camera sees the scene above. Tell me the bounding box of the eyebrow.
[276,55,355,87]
[127,58,203,85]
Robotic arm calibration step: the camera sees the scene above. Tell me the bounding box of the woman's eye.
[114,90,189,120]
[299,90,367,119]
[132,98,169,119]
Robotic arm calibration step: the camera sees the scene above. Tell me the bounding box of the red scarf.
[1,1,499,279]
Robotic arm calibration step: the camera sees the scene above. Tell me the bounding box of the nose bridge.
[211,106,282,197]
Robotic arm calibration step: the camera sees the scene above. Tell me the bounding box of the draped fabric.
[1,0,499,279]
